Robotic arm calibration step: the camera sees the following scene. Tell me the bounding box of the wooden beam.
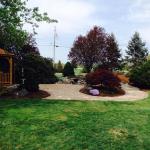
[9,57,13,85]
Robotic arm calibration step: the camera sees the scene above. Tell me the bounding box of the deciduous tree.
[69,26,106,72]
[0,0,57,52]
[69,26,121,72]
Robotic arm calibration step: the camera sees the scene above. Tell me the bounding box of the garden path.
[40,84,148,101]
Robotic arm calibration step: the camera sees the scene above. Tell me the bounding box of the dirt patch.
[80,87,125,97]
[0,90,50,99]
[109,128,128,140]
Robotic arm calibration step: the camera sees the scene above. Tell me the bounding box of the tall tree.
[126,32,148,67]
[104,33,121,70]
[69,26,121,72]
[0,0,57,52]
[69,26,106,72]
[0,0,58,86]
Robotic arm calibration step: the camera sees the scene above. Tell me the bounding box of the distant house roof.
[0,48,14,57]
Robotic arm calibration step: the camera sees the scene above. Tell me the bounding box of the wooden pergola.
[0,48,14,85]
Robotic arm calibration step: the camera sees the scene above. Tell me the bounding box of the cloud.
[25,0,107,61]
[24,0,150,61]
[126,0,150,50]
[128,0,150,22]
[26,0,103,36]
[138,27,150,45]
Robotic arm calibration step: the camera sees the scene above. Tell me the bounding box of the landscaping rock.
[0,84,19,96]
[15,88,28,97]
[89,89,100,96]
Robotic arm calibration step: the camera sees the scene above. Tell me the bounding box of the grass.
[74,67,84,76]
[0,93,150,150]
[55,67,84,79]
[55,73,63,81]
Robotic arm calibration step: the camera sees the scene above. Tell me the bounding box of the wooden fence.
[0,72,11,85]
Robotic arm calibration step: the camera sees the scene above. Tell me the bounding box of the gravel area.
[40,84,148,101]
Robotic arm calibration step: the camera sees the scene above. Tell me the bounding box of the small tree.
[63,62,74,77]
[56,60,63,73]
[126,32,148,68]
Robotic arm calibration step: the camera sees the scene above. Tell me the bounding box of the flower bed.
[80,69,125,96]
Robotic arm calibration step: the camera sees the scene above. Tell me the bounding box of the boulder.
[89,89,100,96]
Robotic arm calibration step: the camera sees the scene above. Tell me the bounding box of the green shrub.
[0,84,4,95]
[16,54,57,92]
[24,67,39,92]
[63,62,74,77]
[82,67,88,73]
[0,58,10,73]
[129,60,150,89]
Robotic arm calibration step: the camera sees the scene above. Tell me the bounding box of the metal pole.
[20,56,25,88]
[53,26,56,64]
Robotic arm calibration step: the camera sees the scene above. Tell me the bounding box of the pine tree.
[57,60,63,73]
[126,32,148,67]
[63,62,74,77]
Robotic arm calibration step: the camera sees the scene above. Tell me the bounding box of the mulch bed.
[0,90,50,99]
[80,87,125,97]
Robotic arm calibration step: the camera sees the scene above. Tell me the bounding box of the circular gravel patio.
[40,84,148,101]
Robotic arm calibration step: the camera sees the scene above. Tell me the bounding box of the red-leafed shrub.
[85,69,121,89]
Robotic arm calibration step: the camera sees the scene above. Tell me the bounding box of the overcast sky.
[26,0,150,63]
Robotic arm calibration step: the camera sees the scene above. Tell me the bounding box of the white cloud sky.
[25,0,150,62]
[27,0,104,35]
[127,0,150,44]
[128,0,150,22]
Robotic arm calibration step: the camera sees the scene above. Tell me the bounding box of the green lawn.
[0,93,150,150]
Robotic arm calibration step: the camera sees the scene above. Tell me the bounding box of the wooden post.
[9,57,13,85]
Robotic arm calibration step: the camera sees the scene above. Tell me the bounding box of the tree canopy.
[101,33,121,70]
[69,26,121,72]
[126,32,148,67]
[0,0,57,52]
[0,0,58,88]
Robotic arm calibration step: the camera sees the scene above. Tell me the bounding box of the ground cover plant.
[0,93,150,150]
